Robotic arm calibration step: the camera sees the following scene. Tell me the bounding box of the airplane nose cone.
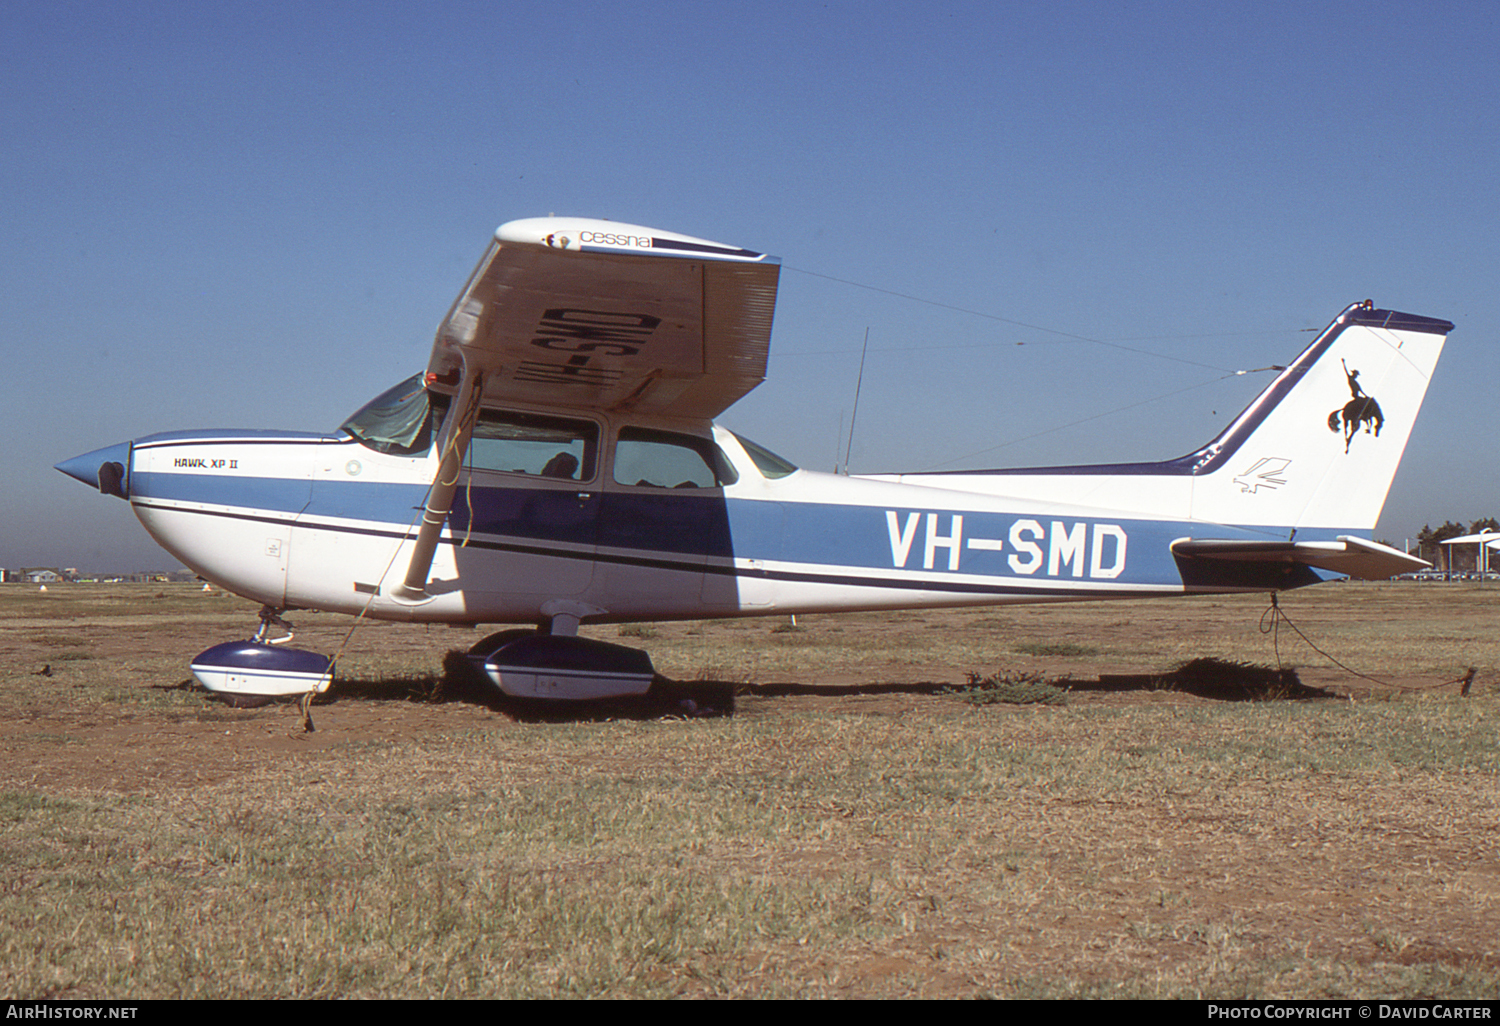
[55,441,132,499]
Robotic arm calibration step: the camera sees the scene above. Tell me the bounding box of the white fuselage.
[123,415,1294,627]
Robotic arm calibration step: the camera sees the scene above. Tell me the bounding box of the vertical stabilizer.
[1186,303,1451,533]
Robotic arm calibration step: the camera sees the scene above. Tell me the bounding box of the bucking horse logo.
[1327,359,1383,453]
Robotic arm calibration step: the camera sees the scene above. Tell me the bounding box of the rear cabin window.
[730,432,798,479]
[612,428,739,489]
[467,410,598,482]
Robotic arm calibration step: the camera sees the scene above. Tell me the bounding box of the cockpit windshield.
[339,374,451,456]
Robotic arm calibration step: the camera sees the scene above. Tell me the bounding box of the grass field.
[0,582,1496,998]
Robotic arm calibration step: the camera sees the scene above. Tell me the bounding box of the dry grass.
[0,581,1497,998]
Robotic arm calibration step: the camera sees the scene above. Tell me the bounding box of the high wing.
[423,217,780,419]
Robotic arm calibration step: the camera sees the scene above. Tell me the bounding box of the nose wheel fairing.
[189,640,334,698]
[188,608,332,701]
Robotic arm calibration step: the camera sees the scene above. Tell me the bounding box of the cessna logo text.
[886,512,1128,578]
[578,230,652,249]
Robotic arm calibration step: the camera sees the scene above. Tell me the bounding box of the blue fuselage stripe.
[132,472,314,513]
[131,470,1348,595]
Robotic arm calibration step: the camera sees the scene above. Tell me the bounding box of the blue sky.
[5,0,1497,570]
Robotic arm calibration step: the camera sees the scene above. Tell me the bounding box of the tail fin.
[878,301,1449,549]
[1184,302,1450,534]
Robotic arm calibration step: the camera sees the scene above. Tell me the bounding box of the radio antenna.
[842,328,869,475]
[833,409,845,473]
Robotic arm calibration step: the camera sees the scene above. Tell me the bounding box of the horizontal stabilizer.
[1172,536,1427,582]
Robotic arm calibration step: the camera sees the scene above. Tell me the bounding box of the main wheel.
[467,628,538,658]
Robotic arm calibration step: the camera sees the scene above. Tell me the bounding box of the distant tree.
[1436,521,1467,571]
[1415,524,1435,563]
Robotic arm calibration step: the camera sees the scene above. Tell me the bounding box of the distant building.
[0,566,200,583]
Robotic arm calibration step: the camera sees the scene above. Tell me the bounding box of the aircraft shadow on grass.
[180,652,1334,723]
[317,651,741,723]
[1071,658,1336,701]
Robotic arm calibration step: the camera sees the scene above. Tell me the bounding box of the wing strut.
[391,371,485,603]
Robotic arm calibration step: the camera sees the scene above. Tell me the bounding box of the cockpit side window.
[467,410,598,481]
[340,375,450,456]
[613,428,739,488]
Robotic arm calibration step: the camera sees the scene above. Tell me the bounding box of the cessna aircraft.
[56,217,1452,702]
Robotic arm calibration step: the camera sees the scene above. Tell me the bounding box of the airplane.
[55,216,1453,703]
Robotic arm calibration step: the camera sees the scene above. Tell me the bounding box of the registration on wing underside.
[514,308,667,387]
[427,239,779,419]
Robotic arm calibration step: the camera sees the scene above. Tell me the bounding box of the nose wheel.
[189,606,333,707]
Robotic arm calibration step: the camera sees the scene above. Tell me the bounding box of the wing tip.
[495,216,774,263]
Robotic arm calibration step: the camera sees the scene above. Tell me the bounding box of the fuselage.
[86,391,1330,627]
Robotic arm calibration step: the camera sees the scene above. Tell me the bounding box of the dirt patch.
[0,583,1485,793]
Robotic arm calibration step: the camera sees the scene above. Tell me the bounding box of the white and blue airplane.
[56,217,1452,701]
